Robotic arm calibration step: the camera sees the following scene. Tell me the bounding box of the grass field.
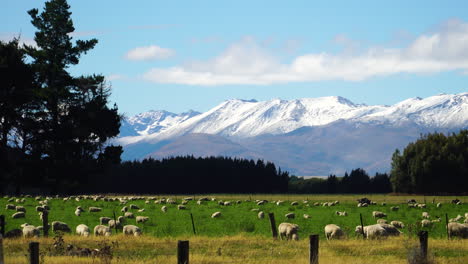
[1,194,467,263]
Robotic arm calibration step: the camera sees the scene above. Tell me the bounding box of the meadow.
[1,194,467,263]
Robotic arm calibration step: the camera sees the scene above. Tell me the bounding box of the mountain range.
[116,93,468,176]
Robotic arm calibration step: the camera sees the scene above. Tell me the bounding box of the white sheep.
[136,216,149,223]
[355,224,388,239]
[121,206,128,212]
[390,221,405,229]
[377,219,388,224]
[108,219,122,229]
[52,221,71,233]
[22,225,40,238]
[36,206,45,212]
[290,201,299,206]
[448,222,468,238]
[177,205,186,210]
[100,217,112,225]
[89,207,102,212]
[94,225,111,236]
[5,204,15,210]
[258,211,265,219]
[421,219,432,227]
[285,213,295,219]
[422,212,430,219]
[129,204,140,210]
[15,206,26,212]
[75,209,81,216]
[324,224,345,240]
[278,223,299,240]
[123,225,142,236]
[436,203,442,208]
[125,212,135,218]
[390,206,399,211]
[223,201,232,206]
[211,212,221,218]
[372,211,387,218]
[76,224,90,237]
[12,212,25,219]
[303,214,311,219]
[161,206,167,213]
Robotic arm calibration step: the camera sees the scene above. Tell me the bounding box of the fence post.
[190,213,196,235]
[42,210,49,237]
[268,213,278,239]
[445,213,450,240]
[177,240,189,264]
[0,234,4,264]
[418,231,428,261]
[29,242,39,264]
[0,215,5,237]
[309,234,319,264]
[359,213,365,239]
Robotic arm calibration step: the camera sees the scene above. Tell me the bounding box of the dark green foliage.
[390,130,468,194]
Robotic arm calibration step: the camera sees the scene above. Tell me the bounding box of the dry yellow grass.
[3,234,467,264]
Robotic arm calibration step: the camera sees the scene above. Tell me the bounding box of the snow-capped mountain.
[116,93,468,175]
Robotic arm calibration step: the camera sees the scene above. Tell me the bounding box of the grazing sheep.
[211,212,221,218]
[161,206,167,213]
[278,223,299,240]
[355,224,388,239]
[89,207,102,212]
[121,206,128,212]
[36,206,45,212]
[313,202,320,206]
[336,211,348,216]
[276,201,284,206]
[372,211,387,218]
[251,208,260,212]
[381,202,386,206]
[138,209,145,212]
[15,206,26,212]
[357,203,368,207]
[12,212,25,219]
[177,205,186,210]
[422,212,430,219]
[449,215,463,223]
[124,212,135,218]
[52,221,71,233]
[379,224,401,236]
[257,200,266,206]
[448,222,468,238]
[76,224,90,237]
[129,204,139,210]
[108,220,122,229]
[421,219,432,227]
[123,225,142,236]
[390,206,400,211]
[436,203,442,208]
[100,217,112,225]
[94,225,111,236]
[223,201,231,206]
[324,224,345,240]
[465,213,468,219]
[75,209,81,216]
[290,201,299,206]
[390,221,405,228]
[377,219,388,224]
[22,225,40,238]
[258,211,265,219]
[285,213,295,219]
[5,228,22,238]
[5,204,15,210]
[417,203,426,208]
[136,216,149,223]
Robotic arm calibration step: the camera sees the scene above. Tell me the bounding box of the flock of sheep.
[2,195,468,240]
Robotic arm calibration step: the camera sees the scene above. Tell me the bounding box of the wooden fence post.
[359,213,365,239]
[177,240,189,264]
[445,213,450,240]
[418,231,428,261]
[309,234,319,264]
[0,234,4,264]
[0,215,5,237]
[29,242,39,264]
[190,213,196,235]
[268,213,278,239]
[42,210,49,237]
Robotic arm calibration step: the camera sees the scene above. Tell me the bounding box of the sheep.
[285,213,295,219]
[15,206,26,212]
[377,219,388,224]
[449,215,463,223]
[52,221,71,233]
[130,204,139,210]
[94,225,111,236]
[421,219,432,227]
[258,211,265,219]
[448,222,468,238]
[278,223,299,240]
[36,206,45,212]
[251,208,260,212]
[436,203,442,208]
[313,202,320,206]
[161,206,167,213]
[108,220,122,229]
[290,201,299,206]
[303,214,311,219]
[465,213,468,219]
[379,223,402,236]
[422,212,430,219]
[355,224,388,239]
[123,225,142,236]
[357,203,368,207]
[100,217,112,225]
[390,206,400,211]
[177,205,186,210]
[390,221,405,228]
[5,204,15,210]
[75,209,82,216]
[89,207,102,212]
[136,216,149,223]
[12,212,25,219]
[381,202,387,206]
[276,201,284,206]
[372,211,387,218]
[211,212,221,218]
[22,225,40,238]
[124,212,135,218]
[324,224,345,240]
[335,211,348,216]
[417,203,426,208]
[256,200,265,206]
[76,224,90,237]
[121,206,128,212]
[223,201,231,206]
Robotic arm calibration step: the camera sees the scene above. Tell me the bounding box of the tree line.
[288,168,392,194]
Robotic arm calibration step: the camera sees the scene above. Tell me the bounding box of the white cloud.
[125,45,175,61]
[143,19,468,85]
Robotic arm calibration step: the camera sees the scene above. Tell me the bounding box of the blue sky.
[2,0,468,116]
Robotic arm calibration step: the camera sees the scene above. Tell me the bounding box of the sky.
[2,0,468,117]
